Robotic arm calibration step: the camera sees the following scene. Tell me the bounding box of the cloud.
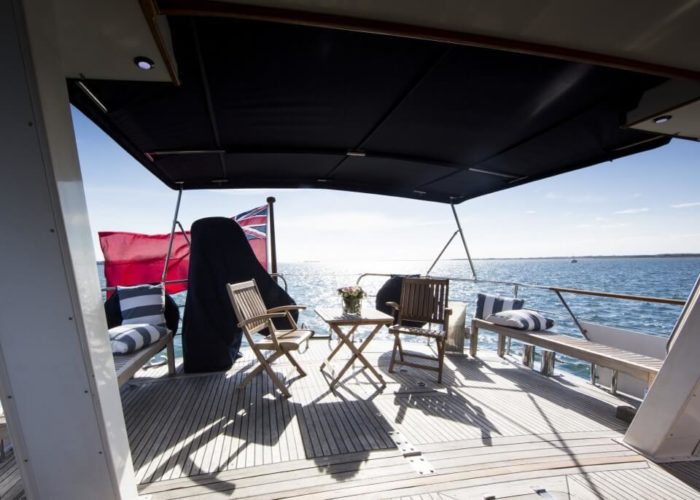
[671,201,700,209]
[525,210,536,214]
[614,208,649,214]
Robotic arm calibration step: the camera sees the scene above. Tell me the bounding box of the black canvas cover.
[68,16,671,204]
[182,217,297,373]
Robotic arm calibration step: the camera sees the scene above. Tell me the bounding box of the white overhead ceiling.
[215,0,700,74]
[54,0,172,81]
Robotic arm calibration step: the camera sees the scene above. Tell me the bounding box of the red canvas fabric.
[99,232,191,294]
[100,206,268,293]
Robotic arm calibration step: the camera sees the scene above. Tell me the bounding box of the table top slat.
[315,307,393,325]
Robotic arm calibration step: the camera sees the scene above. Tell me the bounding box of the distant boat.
[571,258,578,263]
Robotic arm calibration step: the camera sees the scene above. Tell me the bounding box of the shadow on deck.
[118,338,700,499]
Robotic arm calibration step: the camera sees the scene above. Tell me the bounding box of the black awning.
[69,16,670,204]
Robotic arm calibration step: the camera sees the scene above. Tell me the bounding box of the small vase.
[342,297,362,315]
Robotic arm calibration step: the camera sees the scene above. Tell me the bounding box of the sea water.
[99,256,700,380]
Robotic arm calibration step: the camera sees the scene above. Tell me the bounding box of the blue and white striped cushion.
[486,309,554,331]
[117,285,166,327]
[109,324,169,354]
[475,293,524,320]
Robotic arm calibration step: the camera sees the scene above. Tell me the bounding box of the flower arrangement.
[337,286,366,299]
[338,286,365,314]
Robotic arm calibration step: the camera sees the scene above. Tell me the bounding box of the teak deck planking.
[125,339,699,499]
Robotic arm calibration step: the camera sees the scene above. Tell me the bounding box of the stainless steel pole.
[161,184,183,284]
[451,203,477,280]
[426,230,459,275]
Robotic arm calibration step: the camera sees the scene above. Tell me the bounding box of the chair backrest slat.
[399,278,449,324]
[227,279,270,336]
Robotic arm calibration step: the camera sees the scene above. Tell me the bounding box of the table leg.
[330,323,386,387]
[320,324,358,370]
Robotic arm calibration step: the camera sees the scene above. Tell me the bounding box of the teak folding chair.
[227,279,312,397]
[387,278,451,383]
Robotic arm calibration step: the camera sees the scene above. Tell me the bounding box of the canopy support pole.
[267,197,278,276]
[426,230,459,275]
[451,203,477,280]
[161,184,184,285]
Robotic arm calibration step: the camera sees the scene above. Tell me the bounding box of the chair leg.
[283,349,306,377]
[261,358,291,398]
[241,349,286,394]
[397,335,405,362]
[240,363,266,389]
[437,337,445,384]
[389,334,399,373]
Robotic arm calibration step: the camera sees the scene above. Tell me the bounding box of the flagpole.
[162,184,184,285]
[267,196,278,277]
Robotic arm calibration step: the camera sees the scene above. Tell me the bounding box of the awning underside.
[69,16,670,204]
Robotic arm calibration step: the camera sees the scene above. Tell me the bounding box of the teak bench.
[112,331,176,387]
[470,318,663,386]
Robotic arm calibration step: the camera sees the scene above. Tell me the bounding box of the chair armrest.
[267,305,307,313]
[386,301,400,311]
[237,312,286,328]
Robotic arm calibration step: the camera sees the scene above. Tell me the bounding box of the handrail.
[549,286,685,306]
[101,274,289,293]
[101,279,188,292]
[356,272,686,306]
[270,273,288,292]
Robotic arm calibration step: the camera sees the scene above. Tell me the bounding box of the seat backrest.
[399,278,449,324]
[227,279,269,335]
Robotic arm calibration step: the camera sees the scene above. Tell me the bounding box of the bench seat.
[471,318,662,385]
[113,330,176,387]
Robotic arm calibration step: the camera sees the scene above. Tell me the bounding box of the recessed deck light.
[653,114,672,124]
[134,56,155,70]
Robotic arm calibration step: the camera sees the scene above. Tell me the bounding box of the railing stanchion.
[161,184,184,286]
[553,289,588,339]
[507,284,519,355]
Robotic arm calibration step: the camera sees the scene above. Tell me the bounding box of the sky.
[73,108,700,263]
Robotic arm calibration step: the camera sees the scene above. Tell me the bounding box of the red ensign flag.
[99,205,268,294]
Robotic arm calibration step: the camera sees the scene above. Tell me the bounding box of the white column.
[0,1,137,498]
[624,279,700,460]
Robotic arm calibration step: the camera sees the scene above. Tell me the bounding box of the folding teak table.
[315,307,394,388]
